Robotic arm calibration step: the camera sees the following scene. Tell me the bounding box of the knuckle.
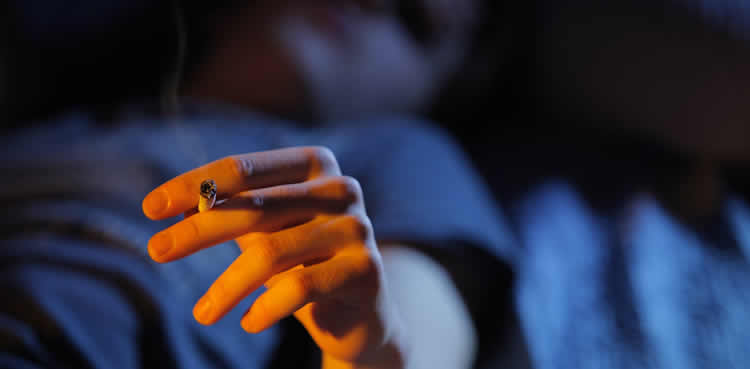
[308,146,340,175]
[237,232,264,252]
[182,215,202,242]
[355,251,378,276]
[252,234,280,266]
[224,155,253,178]
[340,214,371,242]
[351,252,381,298]
[174,175,195,200]
[288,273,315,301]
[249,192,265,209]
[338,176,363,203]
[311,146,336,164]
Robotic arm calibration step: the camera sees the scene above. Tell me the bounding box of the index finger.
[142,146,340,220]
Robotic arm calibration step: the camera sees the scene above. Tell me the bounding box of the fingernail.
[193,295,213,324]
[148,231,173,260]
[143,190,169,219]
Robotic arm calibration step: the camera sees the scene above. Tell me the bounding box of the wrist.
[321,278,412,369]
[321,337,408,369]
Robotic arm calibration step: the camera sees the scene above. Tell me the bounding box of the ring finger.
[193,213,371,325]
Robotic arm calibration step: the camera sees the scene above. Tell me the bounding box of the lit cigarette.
[198,179,217,212]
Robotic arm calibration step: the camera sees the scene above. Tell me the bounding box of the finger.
[143,146,341,220]
[148,176,363,263]
[183,208,198,219]
[264,264,305,289]
[192,215,370,325]
[182,199,228,219]
[240,249,378,333]
[234,215,331,254]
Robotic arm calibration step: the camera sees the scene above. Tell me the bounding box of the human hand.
[143,147,406,367]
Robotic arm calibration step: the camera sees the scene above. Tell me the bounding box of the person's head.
[5,0,510,126]
[180,0,490,121]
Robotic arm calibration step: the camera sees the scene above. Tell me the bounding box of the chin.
[278,14,439,121]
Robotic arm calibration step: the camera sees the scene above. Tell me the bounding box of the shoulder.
[320,117,472,180]
[338,117,464,156]
[320,117,480,200]
[319,117,516,263]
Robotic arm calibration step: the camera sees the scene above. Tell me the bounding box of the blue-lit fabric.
[513,181,750,369]
[0,104,513,369]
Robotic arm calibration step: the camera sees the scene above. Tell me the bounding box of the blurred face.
[277,0,481,120]
[189,0,482,121]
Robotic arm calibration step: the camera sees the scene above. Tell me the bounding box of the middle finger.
[147,176,362,263]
